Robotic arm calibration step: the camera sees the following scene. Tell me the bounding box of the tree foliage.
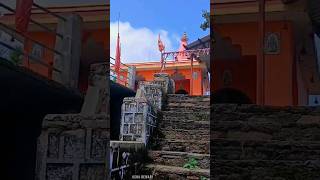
[200,10,210,31]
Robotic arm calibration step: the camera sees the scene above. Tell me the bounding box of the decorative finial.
[181,32,188,42]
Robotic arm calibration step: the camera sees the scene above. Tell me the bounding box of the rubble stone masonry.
[212,104,320,179]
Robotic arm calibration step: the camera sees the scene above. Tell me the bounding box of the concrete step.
[152,139,210,154]
[144,164,210,180]
[160,129,210,141]
[162,111,210,122]
[149,151,210,169]
[213,160,320,179]
[212,139,320,161]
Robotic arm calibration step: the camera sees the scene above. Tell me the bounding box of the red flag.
[115,32,121,76]
[158,34,165,52]
[15,0,33,33]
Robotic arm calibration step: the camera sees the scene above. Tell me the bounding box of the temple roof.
[0,4,109,25]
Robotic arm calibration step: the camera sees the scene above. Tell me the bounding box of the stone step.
[212,139,320,161]
[167,101,210,107]
[164,106,211,112]
[211,120,320,141]
[212,104,320,116]
[148,151,210,169]
[212,116,320,128]
[159,129,210,141]
[152,139,210,154]
[162,111,210,122]
[159,120,209,130]
[213,160,320,179]
[144,164,210,180]
[167,94,210,103]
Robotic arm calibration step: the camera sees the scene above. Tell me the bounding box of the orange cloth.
[15,0,33,33]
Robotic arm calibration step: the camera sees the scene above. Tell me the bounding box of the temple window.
[31,43,44,59]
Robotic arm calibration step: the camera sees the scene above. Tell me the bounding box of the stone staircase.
[212,104,320,179]
[144,94,210,179]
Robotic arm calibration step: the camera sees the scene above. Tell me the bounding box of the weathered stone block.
[46,164,73,180]
[36,114,109,180]
[120,97,156,144]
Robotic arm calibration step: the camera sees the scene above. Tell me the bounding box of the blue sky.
[110,0,209,62]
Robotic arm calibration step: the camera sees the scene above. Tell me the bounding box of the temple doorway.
[212,88,252,104]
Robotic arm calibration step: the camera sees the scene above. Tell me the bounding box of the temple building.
[211,0,320,106]
[116,33,210,96]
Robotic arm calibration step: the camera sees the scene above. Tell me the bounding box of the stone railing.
[119,73,175,145]
[110,73,174,179]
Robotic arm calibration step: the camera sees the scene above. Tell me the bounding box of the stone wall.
[211,104,320,179]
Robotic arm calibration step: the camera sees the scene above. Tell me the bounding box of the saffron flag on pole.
[115,31,121,76]
[15,0,33,33]
[158,34,165,52]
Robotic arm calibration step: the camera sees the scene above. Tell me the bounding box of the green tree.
[200,10,210,31]
[9,47,23,66]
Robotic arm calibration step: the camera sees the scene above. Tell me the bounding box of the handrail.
[110,56,131,68]
[109,62,133,76]
[0,22,64,56]
[0,3,64,38]
[0,41,61,72]
[110,69,130,81]
[109,57,133,75]
[109,56,136,88]
[32,3,67,22]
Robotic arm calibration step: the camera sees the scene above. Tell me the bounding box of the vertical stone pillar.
[153,73,175,94]
[36,62,110,180]
[128,66,136,90]
[53,14,83,89]
[119,96,156,145]
[81,63,109,114]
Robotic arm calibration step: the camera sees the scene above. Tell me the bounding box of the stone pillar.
[119,96,156,145]
[53,14,83,89]
[153,73,175,94]
[36,63,110,180]
[138,73,175,110]
[128,66,136,90]
[81,63,109,114]
[138,82,163,110]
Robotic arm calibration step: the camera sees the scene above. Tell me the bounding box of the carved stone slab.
[120,97,156,145]
[35,114,110,180]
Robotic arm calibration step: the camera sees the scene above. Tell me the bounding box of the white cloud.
[110,21,175,63]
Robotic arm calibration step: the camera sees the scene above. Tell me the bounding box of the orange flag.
[15,0,33,33]
[158,34,165,52]
[115,32,121,75]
